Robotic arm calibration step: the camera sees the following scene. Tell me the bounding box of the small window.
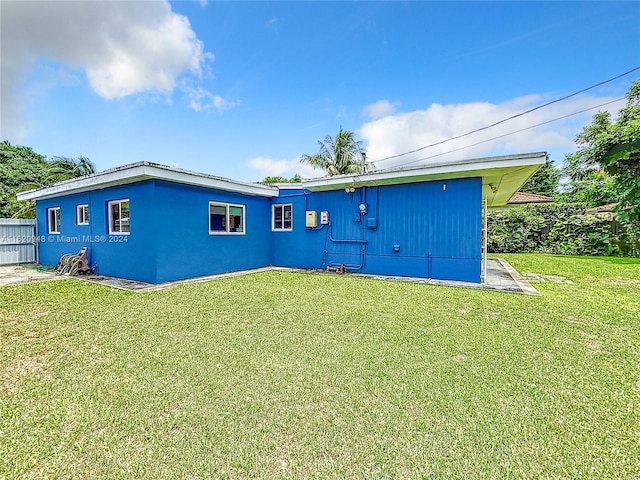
[47,207,60,234]
[272,204,293,231]
[77,204,89,225]
[108,199,130,234]
[209,202,245,235]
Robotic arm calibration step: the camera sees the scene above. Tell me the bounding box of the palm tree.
[44,156,96,184]
[12,155,96,219]
[300,127,371,176]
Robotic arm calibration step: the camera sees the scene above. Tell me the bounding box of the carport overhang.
[300,152,547,207]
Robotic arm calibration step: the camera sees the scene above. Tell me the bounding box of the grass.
[1,254,639,479]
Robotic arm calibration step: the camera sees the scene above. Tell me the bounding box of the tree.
[45,155,96,184]
[565,80,640,223]
[260,174,302,184]
[556,170,621,208]
[300,127,371,176]
[0,141,96,218]
[0,142,48,218]
[563,112,613,182]
[520,155,560,197]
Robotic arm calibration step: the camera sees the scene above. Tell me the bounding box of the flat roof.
[17,162,280,201]
[299,152,547,206]
[17,152,547,206]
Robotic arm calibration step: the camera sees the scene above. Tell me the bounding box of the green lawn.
[1,254,639,479]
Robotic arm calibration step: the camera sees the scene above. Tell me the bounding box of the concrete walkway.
[349,258,539,295]
[1,259,539,295]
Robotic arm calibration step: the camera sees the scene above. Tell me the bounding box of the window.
[209,202,245,234]
[47,207,60,234]
[77,204,89,225]
[272,204,293,231]
[108,199,130,234]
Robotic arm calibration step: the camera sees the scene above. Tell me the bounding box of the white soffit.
[302,152,547,207]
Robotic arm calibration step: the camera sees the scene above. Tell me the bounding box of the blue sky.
[2,1,639,181]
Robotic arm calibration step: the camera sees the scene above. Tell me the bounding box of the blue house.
[17,152,546,284]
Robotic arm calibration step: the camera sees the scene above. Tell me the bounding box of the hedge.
[487,203,640,256]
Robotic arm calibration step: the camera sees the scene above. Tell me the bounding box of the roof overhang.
[17,153,546,207]
[302,152,547,207]
[17,162,279,201]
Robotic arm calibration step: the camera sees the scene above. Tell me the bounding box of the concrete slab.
[75,259,539,295]
[486,258,540,295]
[0,264,67,287]
[348,258,539,295]
[79,267,277,292]
[1,258,537,295]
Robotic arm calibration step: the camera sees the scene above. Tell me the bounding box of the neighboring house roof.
[17,152,547,207]
[507,192,554,205]
[586,202,619,214]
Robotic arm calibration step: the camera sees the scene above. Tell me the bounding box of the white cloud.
[183,84,240,112]
[247,156,319,180]
[0,0,232,141]
[360,94,623,169]
[363,99,400,119]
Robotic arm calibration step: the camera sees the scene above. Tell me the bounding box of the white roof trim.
[17,153,546,207]
[17,162,279,201]
[303,152,546,188]
[302,152,547,206]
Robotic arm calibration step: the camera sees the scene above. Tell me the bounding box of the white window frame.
[272,203,293,231]
[209,201,246,235]
[76,204,89,225]
[108,199,130,235]
[47,207,60,234]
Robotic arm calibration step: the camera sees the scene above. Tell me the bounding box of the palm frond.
[299,127,366,176]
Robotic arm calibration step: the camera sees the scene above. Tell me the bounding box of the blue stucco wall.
[152,180,271,283]
[35,176,481,284]
[270,189,325,269]
[36,180,273,283]
[36,181,158,282]
[271,178,482,282]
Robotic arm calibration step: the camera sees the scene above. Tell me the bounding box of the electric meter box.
[305,210,318,228]
[320,211,329,225]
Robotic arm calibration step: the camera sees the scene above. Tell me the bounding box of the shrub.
[487,203,640,257]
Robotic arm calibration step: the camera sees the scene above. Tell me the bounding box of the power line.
[371,66,640,164]
[375,96,626,171]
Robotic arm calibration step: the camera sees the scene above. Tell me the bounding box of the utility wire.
[371,66,640,164]
[376,96,626,171]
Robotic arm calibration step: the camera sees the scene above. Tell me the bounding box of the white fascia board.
[17,162,279,201]
[302,152,547,207]
[16,153,546,206]
[302,152,547,191]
